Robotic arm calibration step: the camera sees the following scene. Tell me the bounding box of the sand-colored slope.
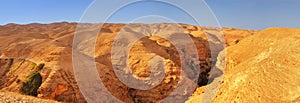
[188,28,300,103]
[215,28,300,102]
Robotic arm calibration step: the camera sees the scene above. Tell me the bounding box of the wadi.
[0,22,299,103]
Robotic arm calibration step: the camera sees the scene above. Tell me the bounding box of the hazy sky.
[0,0,299,30]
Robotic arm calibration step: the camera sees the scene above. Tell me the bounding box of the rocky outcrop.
[0,23,85,102]
[0,58,43,95]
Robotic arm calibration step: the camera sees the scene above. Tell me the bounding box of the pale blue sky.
[0,0,299,30]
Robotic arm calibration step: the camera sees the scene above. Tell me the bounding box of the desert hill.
[213,28,300,102]
[187,28,300,103]
[1,22,298,103]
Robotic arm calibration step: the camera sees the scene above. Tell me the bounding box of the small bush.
[21,72,42,96]
[36,63,44,70]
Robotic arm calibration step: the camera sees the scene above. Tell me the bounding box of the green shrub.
[21,72,42,96]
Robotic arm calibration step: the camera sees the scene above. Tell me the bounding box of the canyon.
[0,22,298,103]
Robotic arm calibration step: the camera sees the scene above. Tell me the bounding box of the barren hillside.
[1,22,297,103]
[187,28,300,103]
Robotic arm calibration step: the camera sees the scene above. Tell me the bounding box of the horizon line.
[1,21,288,30]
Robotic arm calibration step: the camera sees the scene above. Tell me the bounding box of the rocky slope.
[0,22,269,102]
[187,28,300,102]
[0,58,44,96]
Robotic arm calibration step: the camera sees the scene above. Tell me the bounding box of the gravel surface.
[0,92,59,103]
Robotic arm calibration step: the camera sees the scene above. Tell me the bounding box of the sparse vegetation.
[21,72,42,96]
[30,62,36,70]
[36,63,44,70]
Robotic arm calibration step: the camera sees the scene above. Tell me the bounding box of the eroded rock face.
[0,57,50,100]
[0,23,85,102]
[0,22,256,102]
[92,24,213,103]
